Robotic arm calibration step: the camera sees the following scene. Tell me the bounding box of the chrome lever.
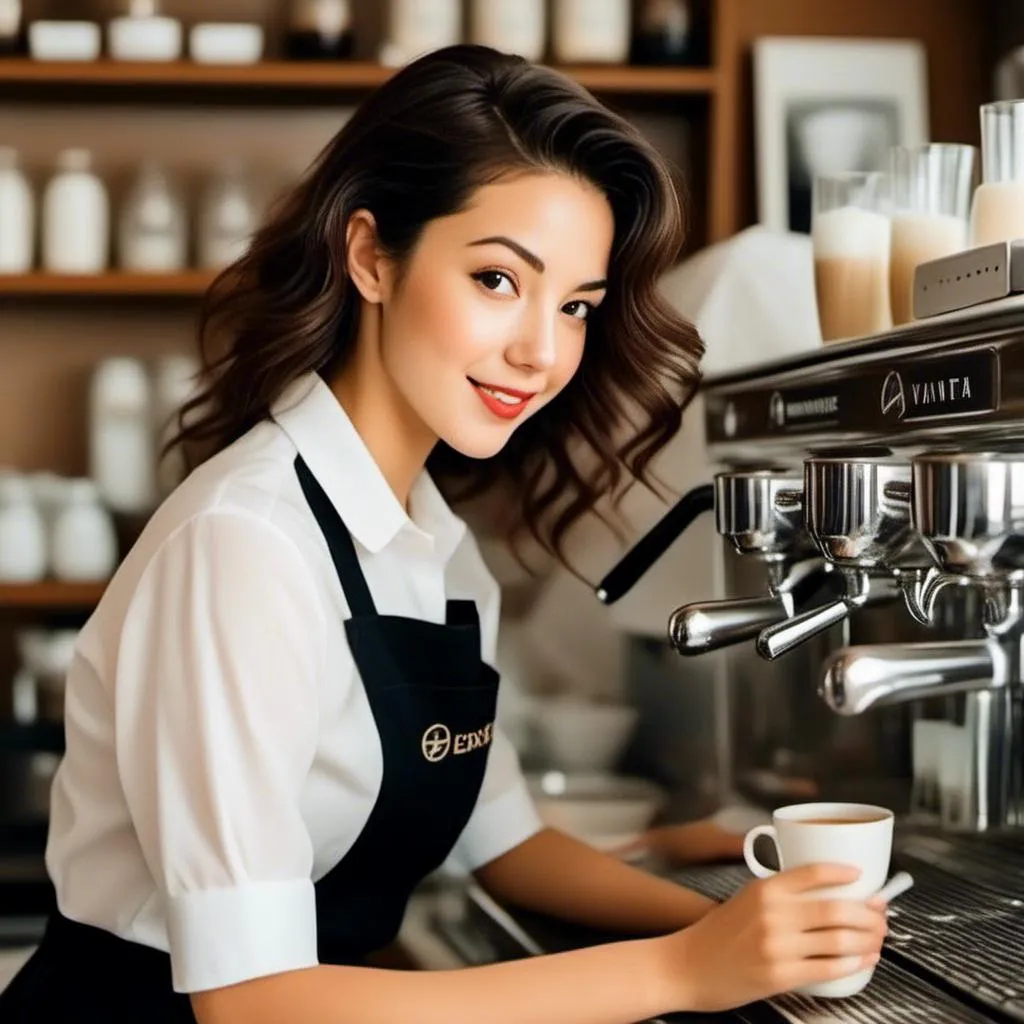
[670,594,793,656]
[756,573,900,661]
[668,558,828,656]
[820,639,1008,715]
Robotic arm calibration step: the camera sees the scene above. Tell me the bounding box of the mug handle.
[743,824,780,878]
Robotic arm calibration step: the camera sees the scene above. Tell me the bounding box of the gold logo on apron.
[421,722,494,762]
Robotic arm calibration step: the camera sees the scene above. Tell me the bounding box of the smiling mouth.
[468,377,538,420]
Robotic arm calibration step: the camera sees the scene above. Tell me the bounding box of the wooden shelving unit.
[0,58,718,99]
[0,582,108,611]
[0,271,215,298]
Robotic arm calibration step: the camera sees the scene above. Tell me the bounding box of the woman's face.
[377,172,614,460]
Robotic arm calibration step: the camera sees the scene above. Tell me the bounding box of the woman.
[1,46,886,1024]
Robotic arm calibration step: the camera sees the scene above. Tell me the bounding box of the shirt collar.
[271,372,466,561]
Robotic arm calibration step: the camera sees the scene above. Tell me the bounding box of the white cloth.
[45,372,542,994]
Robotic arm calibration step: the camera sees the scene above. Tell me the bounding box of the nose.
[505,313,558,373]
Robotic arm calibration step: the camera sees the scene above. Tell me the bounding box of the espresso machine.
[589,293,1024,1022]
[429,296,1024,1024]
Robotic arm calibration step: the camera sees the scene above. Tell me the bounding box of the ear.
[345,209,388,304]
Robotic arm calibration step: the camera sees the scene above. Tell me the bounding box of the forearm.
[474,827,715,934]
[192,939,677,1024]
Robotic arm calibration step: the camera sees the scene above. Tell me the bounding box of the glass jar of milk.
[971,100,1024,247]
[811,171,892,343]
[889,143,974,325]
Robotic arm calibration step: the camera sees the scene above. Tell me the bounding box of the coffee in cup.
[743,801,894,999]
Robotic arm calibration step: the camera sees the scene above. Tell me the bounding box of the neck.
[328,307,437,509]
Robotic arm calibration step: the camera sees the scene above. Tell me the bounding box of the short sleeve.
[114,511,325,993]
[445,533,543,873]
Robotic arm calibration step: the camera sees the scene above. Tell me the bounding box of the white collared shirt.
[45,372,542,994]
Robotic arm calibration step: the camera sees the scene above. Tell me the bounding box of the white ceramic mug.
[743,802,893,999]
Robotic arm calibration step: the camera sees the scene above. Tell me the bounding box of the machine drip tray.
[673,834,1024,1024]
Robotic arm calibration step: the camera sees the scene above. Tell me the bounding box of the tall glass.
[889,144,974,325]
[970,99,1024,246]
[812,172,892,343]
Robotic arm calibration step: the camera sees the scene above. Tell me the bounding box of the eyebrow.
[468,235,607,293]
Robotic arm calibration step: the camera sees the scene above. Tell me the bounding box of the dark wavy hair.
[171,44,704,564]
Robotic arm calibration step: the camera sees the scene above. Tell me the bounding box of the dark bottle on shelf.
[0,0,24,56]
[284,0,355,61]
[630,0,693,66]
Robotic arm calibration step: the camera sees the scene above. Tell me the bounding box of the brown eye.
[472,270,517,296]
[563,299,592,321]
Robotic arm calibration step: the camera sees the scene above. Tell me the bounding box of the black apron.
[0,454,500,1021]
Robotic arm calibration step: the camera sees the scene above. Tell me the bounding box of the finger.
[793,952,882,988]
[798,900,889,935]
[793,927,886,961]
[772,863,861,893]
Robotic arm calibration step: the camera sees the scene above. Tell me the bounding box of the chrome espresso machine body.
[432,299,1024,1024]
[690,297,1024,836]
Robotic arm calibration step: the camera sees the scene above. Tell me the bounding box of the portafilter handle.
[594,483,715,606]
[670,596,790,656]
[756,600,851,661]
[756,573,900,661]
[669,557,828,656]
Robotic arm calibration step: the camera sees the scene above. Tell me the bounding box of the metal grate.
[672,854,1024,1024]
[763,960,992,1024]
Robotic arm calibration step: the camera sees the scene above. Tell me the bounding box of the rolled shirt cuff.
[167,877,318,993]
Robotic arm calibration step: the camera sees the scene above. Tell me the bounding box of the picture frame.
[753,37,930,234]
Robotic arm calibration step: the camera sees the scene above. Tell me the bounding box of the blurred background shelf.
[0,272,214,298]
[0,272,215,298]
[0,583,107,611]
[0,59,718,101]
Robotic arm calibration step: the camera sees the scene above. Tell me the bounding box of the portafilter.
[756,457,918,661]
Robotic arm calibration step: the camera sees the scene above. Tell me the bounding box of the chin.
[438,426,515,461]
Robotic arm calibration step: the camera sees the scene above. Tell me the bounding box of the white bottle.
[469,0,545,61]
[384,0,461,65]
[118,160,188,272]
[552,0,630,64]
[0,147,34,274]
[51,479,118,582]
[197,160,258,270]
[42,148,109,274]
[0,475,47,583]
[89,357,156,514]
[152,353,199,497]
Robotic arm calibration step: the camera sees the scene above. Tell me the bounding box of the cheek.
[552,332,587,391]
[390,272,505,372]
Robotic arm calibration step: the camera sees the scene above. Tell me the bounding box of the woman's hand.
[657,863,888,1012]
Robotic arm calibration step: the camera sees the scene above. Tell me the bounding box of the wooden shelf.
[0,58,717,99]
[0,581,107,610]
[0,271,215,298]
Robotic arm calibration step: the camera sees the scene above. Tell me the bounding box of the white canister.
[42,149,109,274]
[0,146,33,274]
[51,479,118,582]
[89,357,157,515]
[118,160,188,272]
[0,475,47,583]
[469,0,545,62]
[552,0,630,64]
[108,0,182,61]
[197,161,259,270]
[152,354,200,497]
[386,0,461,64]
